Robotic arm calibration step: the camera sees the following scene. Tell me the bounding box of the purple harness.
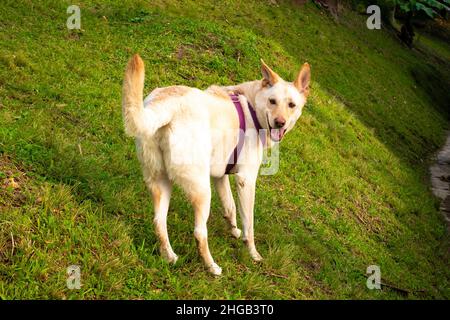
[225,94,266,175]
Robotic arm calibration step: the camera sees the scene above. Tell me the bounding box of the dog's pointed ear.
[294,63,311,97]
[261,59,280,87]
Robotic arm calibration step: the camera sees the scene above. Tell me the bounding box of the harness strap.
[225,94,267,175]
[247,100,267,147]
[225,94,246,174]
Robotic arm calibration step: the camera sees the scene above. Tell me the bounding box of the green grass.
[416,32,450,62]
[0,0,449,299]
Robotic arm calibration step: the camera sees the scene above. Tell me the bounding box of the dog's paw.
[208,263,222,276]
[250,251,263,262]
[168,253,179,264]
[231,227,241,239]
[162,251,179,264]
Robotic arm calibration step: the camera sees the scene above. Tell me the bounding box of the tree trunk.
[387,5,402,32]
[399,11,415,47]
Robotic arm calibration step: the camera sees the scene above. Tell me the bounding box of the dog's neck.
[229,80,262,108]
[226,80,274,148]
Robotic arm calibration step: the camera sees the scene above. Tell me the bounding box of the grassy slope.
[0,0,449,299]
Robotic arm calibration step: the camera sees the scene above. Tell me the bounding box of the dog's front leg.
[213,176,242,239]
[235,172,263,262]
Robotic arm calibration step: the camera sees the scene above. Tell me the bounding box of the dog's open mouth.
[267,115,286,142]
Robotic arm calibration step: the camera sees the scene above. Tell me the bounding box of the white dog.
[122,54,310,275]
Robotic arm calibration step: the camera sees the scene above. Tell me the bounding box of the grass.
[0,0,449,299]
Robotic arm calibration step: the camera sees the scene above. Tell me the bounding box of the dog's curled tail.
[122,54,157,138]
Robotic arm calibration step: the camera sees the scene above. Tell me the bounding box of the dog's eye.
[269,98,276,105]
[289,102,296,108]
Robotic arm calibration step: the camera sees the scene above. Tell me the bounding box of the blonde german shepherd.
[122,54,310,275]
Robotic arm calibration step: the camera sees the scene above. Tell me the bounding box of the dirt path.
[429,132,450,232]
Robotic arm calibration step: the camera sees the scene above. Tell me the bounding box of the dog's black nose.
[274,117,286,128]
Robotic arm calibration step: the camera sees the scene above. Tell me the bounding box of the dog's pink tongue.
[270,128,286,142]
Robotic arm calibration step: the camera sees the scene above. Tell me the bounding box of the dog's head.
[254,60,310,142]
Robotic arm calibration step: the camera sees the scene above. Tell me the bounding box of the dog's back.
[122,54,238,185]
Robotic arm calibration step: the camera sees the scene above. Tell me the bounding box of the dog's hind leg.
[149,176,178,264]
[213,176,241,239]
[183,176,222,276]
